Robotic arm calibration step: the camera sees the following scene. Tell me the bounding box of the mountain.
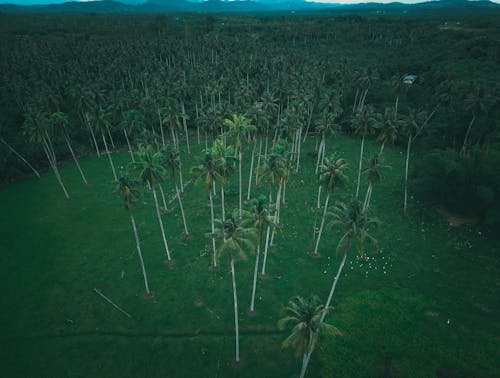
[0,0,498,14]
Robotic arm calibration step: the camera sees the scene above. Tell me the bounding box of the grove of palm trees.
[0,10,499,378]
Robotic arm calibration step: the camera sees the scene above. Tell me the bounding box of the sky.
[2,0,499,6]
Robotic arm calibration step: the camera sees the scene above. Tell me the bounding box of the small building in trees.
[403,74,417,85]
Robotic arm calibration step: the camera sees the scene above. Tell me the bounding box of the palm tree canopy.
[318,154,348,192]
[191,149,224,190]
[351,105,377,137]
[163,145,180,179]
[363,153,389,185]
[376,108,400,146]
[22,107,49,145]
[224,114,256,151]
[278,296,340,357]
[213,210,257,261]
[247,195,276,237]
[328,200,379,258]
[130,145,166,187]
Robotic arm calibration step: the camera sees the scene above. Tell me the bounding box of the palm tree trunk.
[178,164,184,193]
[176,184,189,236]
[247,139,256,200]
[363,182,373,211]
[0,138,40,178]
[315,137,325,175]
[313,192,330,256]
[299,352,309,378]
[65,135,87,185]
[158,183,168,211]
[106,124,115,148]
[255,137,263,185]
[239,149,243,218]
[260,225,271,275]
[320,240,350,323]
[84,113,100,158]
[41,137,70,199]
[404,134,413,214]
[158,107,165,147]
[355,136,365,198]
[209,191,217,268]
[102,133,117,182]
[152,184,172,260]
[317,185,322,210]
[181,102,190,154]
[231,257,240,362]
[221,186,226,222]
[295,127,303,173]
[461,116,475,156]
[379,142,385,155]
[130,214,151,295]
[250,235,261,312]
[123,129,135,162]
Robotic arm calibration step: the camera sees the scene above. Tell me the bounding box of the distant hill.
[0,0,499,14]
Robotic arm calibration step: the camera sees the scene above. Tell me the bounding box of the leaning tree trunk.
[0,138,40,178]
[176,183,189,236]
[461,115,475,156]
[239,149,243,218]
[230,256,241,363]
[404,134,412,214]
[355,135,365,198]
[260,225,271,276]
[299,352,309,378]
[130,214,151,296]
[250,233,261,312]
[152,183,172,261]
[102,133,117,182]
[247,139,256,200]
[181,102,190,154]
[64,135,87,185]
[313,191,330,256]
[84,113,100,158]
[270,179,283,247]
[123,128,135,162]
[255,137,263,185]
[363,182,373,211]
[221,186,226,222]
[209,191,218,268]
[41,137,70,199]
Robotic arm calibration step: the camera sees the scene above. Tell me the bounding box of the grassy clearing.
[0,134,498,377]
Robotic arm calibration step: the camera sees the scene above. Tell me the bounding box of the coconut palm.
[192,149,224,269]
[50,111,88,185]
[164,146,189,236]
[90,106,117,181]
[351,105,377,198]
[22,106,70,198]
[225,114,256,218]
[376,107,399,155]
[212,138,235,222]
[116,176,151,296]
[301,201,378,377]
[131,145,172,261]
[121,109,145,162]
[248,196,275,313]
[213,210,256,363]
[362,153,388,211]
[312,155,347,257]
[278,296,340,378]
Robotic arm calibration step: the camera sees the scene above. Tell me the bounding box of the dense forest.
[1,12,499,230]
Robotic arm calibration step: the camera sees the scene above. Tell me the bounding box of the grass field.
[1,134,498,377]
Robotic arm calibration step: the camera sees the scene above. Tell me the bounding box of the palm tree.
[212,138,235,222]
[248,196,275,313]
[462,85,492,156]
[225,114,256,218]
[213,210,256,363]
[351,105,377,198]
[131,145,172,261]
[121,109,145,162]
[90,107,117,181]
[117,176,151,296]
[22,106,70,199]
[312,155,347,257]
[376,107,399,155]
[50,111,88,185]
[192,149,224,269]
[164,146,189,236]
[278,296,340,378]
[301,201,378,377]
[362,153,387,211]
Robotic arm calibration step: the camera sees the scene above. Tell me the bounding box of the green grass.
[0,135,498,377]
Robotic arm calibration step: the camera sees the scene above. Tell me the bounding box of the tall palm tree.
[312,155,347,257]
[225,114,256,218]
[278,296,340,378]
[192,149,224,269]
[248,196,275,313]
[90,106,117,181]
[376,107,399,155]
[351,105,377,198]
[212,138,235,222]
[164,146,189,236]
[301,201,378,377]
[22,106,70,198]
[213,210,256,363]
[121,109,145,162]
[362,153,388,211]
[131,145,172,261]
[117,176,151,296]
[50,111,88,185]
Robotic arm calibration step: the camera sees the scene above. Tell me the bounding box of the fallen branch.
[93,288,132,318]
